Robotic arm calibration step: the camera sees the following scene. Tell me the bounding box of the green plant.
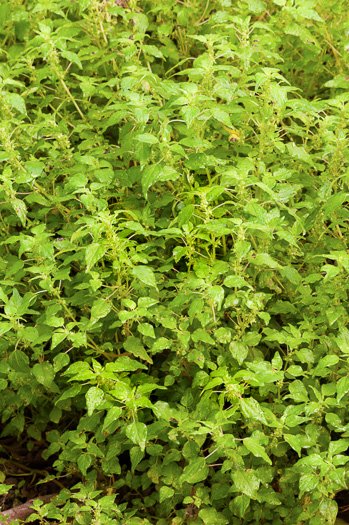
[1,1,349,524]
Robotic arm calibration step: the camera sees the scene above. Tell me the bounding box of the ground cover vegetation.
[0,0,349,524]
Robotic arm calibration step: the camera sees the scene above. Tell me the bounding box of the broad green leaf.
[126,422,147,452]
[240,398,268,425]
[91,298,112,321]
[136,133,159,144]
[224,276,253,289]
[177,204,194,227]
[103,407,122,431]
[124,336,153,363]
[243,437,272,465]
[179,457,209,484]
[284,434,302,457]
[159,486,175,503]
[85,386,104,416]
[249,253,282,269]
[11,198,27,226]
[299,473,319,497]
[337,376,349,402]
[232,470,260,498]
[231,494,250,518]
[85,243,107,272]
[130,446,144,472]
[77,454,92,476]
[229,342,248,365]
[288,380,309,403]
[137,322,155,338]
[319,498,338,522]
[132,266,157,289]
[8,350,29,372]
[32,363,55,388]
[105,357,147,372]
[5,93,27,114]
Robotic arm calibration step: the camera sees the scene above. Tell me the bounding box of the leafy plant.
[1,0,349,524]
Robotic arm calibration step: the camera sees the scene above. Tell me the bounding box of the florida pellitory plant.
[0,1,349,524]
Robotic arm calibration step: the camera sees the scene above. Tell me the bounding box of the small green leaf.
[85,387,104,416]
[124,336,153,363]
[5,93,27,114]
[32,363,55,388]
[132,266,157,289]
[229,342,248,365]
[299,473,319,497]
[243,437,272,465]
[126,422,147,452]
[159,486,175,503]
[179,457,209,484]
[85,243,107,272]
[136,133,159,144]
[137,322,156,338]
[288,380,309,403]
[232,470,260,498]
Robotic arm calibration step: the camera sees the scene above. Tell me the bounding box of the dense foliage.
[1,0,349,524]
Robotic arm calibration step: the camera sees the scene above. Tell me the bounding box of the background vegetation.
[1,0,349,524]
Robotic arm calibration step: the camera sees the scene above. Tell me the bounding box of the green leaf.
[299,473,319,497]
[231,494,250,518]
[32,363,55,388]
[130,446,144,472]
[177,204,194,227]
[179,457,209,484]
[284,434,302,457]
[105,357,147,372]
[136,133,159,144]
[240,398,269,425]
[77,454,92,476]
[11,198,27,226]
[142,164,180,196]
[243,437,272,465]
[288,380,309,403]
[137,322,155,338]
[85,387,104,416]
[91,298,112,321]
[124,336,153,363]
[85,243,107,272]
[229,342,248,365]
[337,376,349,402]
[132,266,157,289]
[8,350,29,372]
[232,470,260,498]
[103,407,122,431]
[224,276,253,289]
[5,93,27,114]
[249,253,282,269]
[159,486,175,503]
[126,422,147,452]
